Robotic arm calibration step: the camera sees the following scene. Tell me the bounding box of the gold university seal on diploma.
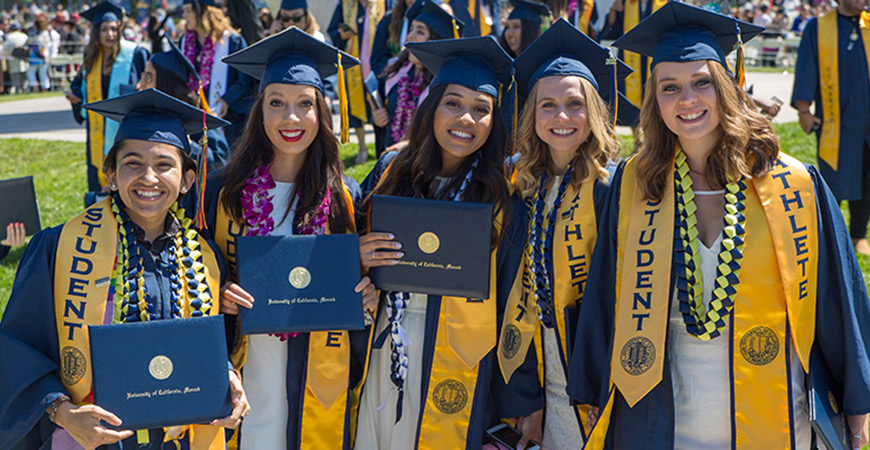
[418,231,440,254]
[289,266,312,289]
[149,355,173,380]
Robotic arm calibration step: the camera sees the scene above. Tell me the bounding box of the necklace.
[673,149,747,340]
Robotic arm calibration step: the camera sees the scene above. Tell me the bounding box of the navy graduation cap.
[508,0,551,23]
[407,36,512,98]
[405,0,427,21]
[612,2,763,76]
[81,1,123,25]
[183,0,218,9]
[414,0,464,39]
[280,0,307,10]
[151,37,198,82]
[83,89,229,154]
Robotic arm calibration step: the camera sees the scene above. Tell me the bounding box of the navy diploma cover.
[808,346,849,449]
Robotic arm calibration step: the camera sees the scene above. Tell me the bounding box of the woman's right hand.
[371,107,389,128]
[359,232,403,273]
[587,406,600,430]
[220,282,254,315]
[65,91,81,105]
[799,111,822,134]
[53,402,133,450]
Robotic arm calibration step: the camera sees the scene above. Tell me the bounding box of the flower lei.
[183,29,214,93]
[673,149,747,341]
[389,65,426,143]
[110,194,213,323]
[240,164,332,340]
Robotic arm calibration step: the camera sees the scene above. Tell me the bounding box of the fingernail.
[388,233,395,239]
[397,252,404,257]
[395,242,402,248]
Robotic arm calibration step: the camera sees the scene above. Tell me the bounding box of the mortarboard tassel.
[337,53,350,144]
[606,49,619,135]
[733,20,745,88]
[195,104,209,230]
[452,19,460,39]
[511,67,518,156]
[197,80,212,115]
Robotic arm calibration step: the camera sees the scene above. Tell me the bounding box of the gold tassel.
[452,19,460,38]
[733,21,745,88]
[198,80,212,115]
[337,53,350,144]
[606,50,619,136]
[195,100,209,230]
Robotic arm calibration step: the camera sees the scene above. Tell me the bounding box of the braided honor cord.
[673,150,747,340]
[525,163,573,328]
[380,154,480,422]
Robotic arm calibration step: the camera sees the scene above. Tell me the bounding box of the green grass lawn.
[0,91,63,103]
[2,124,870,316]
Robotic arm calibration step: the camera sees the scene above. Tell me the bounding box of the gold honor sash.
[817,10,870,171]
[342,0,384,122]
[591,154,817,447]
[214,186,357,449]
[54,199,224,449]
[576,0,596,36]
[85,52,107,189]
[623,0,666,106]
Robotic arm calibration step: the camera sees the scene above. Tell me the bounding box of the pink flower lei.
[240,164,333,340]
[183,29,215,93]
[389,65,426,143]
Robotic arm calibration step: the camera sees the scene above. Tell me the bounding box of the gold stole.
[588,154,818,448]
[85,52,107,189]
[622,0,666,106]
[575,0,596,36]
[817,10,870,171]
[214,186,356,449]
[54,199,224,449]
[342,0,385,122]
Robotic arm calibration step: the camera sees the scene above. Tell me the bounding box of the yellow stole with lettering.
[214,186,356,449]
[498,179,596,431]
[53,199,224,449]
[817,10,870,171]
[623,0,667,106]
[85,53,107,189]
[575,0,596,36]
[342,0,385,122]
[587,154,818,448]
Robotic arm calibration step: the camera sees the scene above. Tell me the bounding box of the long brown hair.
[219,89,355,234]
[381,48,433,84]
[82,21,121,73]
[367,83,511,246]
[634,61,779,201]
[514,76,620,198]
[387,0,410,49]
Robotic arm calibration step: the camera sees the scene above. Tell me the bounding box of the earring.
[181,188,187,193]
[110,184,116,190]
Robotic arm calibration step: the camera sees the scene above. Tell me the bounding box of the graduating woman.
[194,28,377,449]
[0,88,248,450]
[567,3,870,449]
[355,36,540,449]
[370,0,463,152]
[137,38,230,168]
[269,0,325,40]
[180,0,251,146]
[66,1,149,193]
[496,19,628,449]
[370,0,418,80]
[499,0,549,58]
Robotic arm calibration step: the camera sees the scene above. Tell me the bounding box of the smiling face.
[655,60,721,152]
[98,20,119,50]
[262,83,319,159]
[503,18,522,54]
[534,76,591,169]
[105,140,195,230]
[433,84,494,174]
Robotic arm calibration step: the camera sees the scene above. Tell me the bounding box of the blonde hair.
[198,5,237,43]
[633,61,779,201]
[514,76,620,199]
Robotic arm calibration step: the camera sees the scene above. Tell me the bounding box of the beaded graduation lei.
[525,164,574,328]
[673,149,747,340]
[110,194,213,323]
[240,164,332,340]
[389,66,426,143]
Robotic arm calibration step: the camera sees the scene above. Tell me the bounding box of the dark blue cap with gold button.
[83,89,229,154]
[222,26,359,93]
[612,1,763,71]
[414,0,464,39]
[407,36,512,98]
[280,0,307,10]
[81,1,123,25]
[508,0,551,23]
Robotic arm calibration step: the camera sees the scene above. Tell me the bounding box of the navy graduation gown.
[0,222,227,450]
[565,162,870,449]
[371,10,397,80]
[359,151,544,447]
[791,14,870,201]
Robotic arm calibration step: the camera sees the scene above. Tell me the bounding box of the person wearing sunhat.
[66,1,150,194]
[791,0,870,256]
[370,0,464,153]
[355,35,539,449]
[137,37,230,168]
[0,89,249,450]
[191,27,378,450]
[180,0,251,147]
[567,2,870,449]
[496,18,630,449]
[500,0,550,58]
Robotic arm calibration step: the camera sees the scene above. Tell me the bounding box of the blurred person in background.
[4,21,29,94]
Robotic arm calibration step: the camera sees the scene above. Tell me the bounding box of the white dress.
[669,190,811,450]
[239,181,298,449]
